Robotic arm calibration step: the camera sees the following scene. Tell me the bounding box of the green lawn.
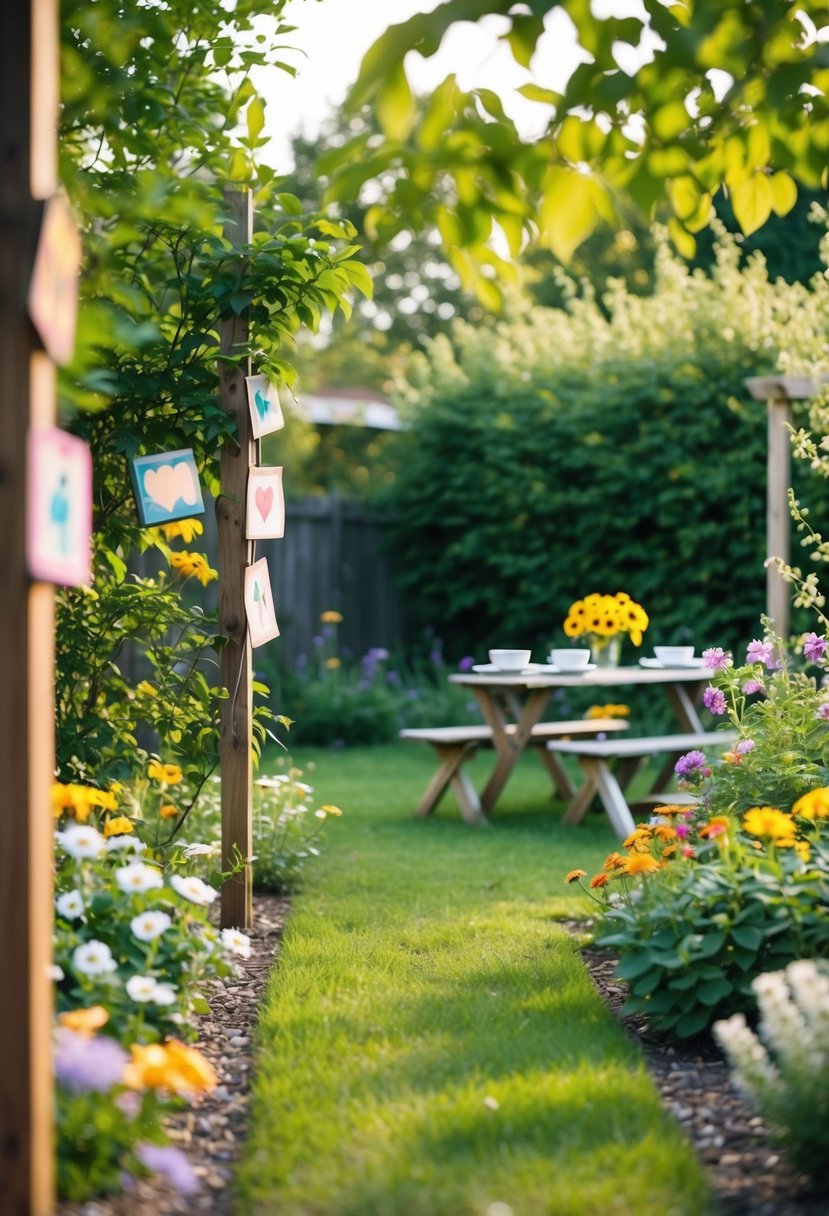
[235,744,713,1216]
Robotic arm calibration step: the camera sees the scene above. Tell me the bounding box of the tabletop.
[449,662,713,690]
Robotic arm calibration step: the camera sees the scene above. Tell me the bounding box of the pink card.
[27,428,92,587]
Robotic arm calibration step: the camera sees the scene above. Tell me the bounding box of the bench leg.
[590,760,637,839]
[414,743,487,826]
[562,763,600,825]
[535,746,576,799]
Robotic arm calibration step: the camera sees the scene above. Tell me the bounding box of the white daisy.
[130,910,172,941]
[72,940,117,976]
[152,982,177,1006]
[126,975,159,1002]
[105,836,147,853]
[55,890,84,920]
[115,862,164,894]
[220,928,252,959]
[170,874,218,905]
[56,825,106,860]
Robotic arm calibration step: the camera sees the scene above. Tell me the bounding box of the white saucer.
[639,656,706,669]
[472,663,542,675]
[544,663,597,674]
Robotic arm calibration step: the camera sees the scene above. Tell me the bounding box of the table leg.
[473,686,551,813]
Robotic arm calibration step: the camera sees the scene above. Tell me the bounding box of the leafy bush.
[714,960,829,1183]
[381,229,829,659]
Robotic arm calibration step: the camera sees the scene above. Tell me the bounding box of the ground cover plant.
[235,743,712,1216]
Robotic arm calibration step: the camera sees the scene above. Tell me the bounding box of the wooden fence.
[199,493,404,673]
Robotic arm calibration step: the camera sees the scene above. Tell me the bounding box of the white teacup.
[654,646,695,666]
[489,648,531,672]
[550,648,591,671]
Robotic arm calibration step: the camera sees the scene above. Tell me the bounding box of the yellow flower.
[320,610,343,623]
[160,518,204,543]
[159,803,179,820]
[652,803,694,817]
[622,853,664,876]
[792,787,829,820]
[147,760,183,785]
[794,840,811,862]
[603,852,627,870]
[52,783,117,821]
[320,804,343,816]
[58,1006,110,1036]
[169,550,217,586]
[565,869,587,884]
[125,1041,217,1094]
[585,703,630,720]
[563,615,584,638]
[103,815,134,837]
[652,824,676,841]
[742,806,796,842]
[623,826,653,852]
[325,657,342,670]
[564,592,648,644]
[136,680,158,697]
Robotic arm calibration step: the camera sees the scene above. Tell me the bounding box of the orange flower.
[661,845,677,859]
[124,1040,217,1094]
[325,657,342,670]
[320,610,343,623]
[699,816,730,840]
[652,804,695,817]
[58,1006,110,1036]
[622,853,664,876]
[148,760,182,785]
[565,869,587,884]
[603,852,627,871]
[52,783,117,821]
[652,825,676,841]
[160,803,179,820]
[589,873,609,889]
[623,826,653,853]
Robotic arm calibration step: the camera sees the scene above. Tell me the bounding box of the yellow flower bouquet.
[563,592,649,663]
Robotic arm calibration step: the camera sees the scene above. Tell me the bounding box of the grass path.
[236,745,713,1216]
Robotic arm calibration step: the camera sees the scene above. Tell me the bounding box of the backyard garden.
[13,1,829,1214]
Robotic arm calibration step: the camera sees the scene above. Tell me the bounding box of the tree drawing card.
[244,558,280,647]
[245,375,284,439]
[246,466,285,540]
[26,427,92,587]
[128,448,205,526]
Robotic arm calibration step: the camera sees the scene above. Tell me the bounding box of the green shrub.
[381,230,829,660]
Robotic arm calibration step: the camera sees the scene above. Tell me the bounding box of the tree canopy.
[323,0,829,303]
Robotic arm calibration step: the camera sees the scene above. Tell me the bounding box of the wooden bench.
[545,729,739,839]
[400,719,629,825]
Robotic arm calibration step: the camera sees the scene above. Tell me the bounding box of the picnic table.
[444,662,735,836]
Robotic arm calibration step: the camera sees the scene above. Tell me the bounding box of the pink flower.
[702,686,727,714]
[675,822,690,839]
[742,678,764,695]
[736,739,756,754]
[817,703,829,721]
[803,632,827,664]
[702,647,731,670]
[746,639,775,668]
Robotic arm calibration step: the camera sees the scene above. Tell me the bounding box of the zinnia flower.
[746,639,775,667]
[72,940,118,977]
[702,686,727,715]
[699,816,730,840]
[131,910,172,941]
[702,647,731,670]
[791,787,829,820]
[622,854,663,876]
[589,873,609,888]
[565,869,587,884]
[742,806,796,842]
[742,678,764,695]
[674,750,708,778]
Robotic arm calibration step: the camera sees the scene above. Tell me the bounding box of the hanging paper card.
[244,557,280,647]
[246,466,285,540]
[26,427,92,587]
[129,448,205,527]
[245,374,284,439]
[27,195,82,367]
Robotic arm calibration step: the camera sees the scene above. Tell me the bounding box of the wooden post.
[0,0,58,1211]
[746,375,829,641]
[217,190,254,930]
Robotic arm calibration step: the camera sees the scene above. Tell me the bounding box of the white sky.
[254,0,593,171]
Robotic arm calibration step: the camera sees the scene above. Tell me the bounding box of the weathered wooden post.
[0,0,58,1211]
[217,190,254,930]
[746,375,829,641]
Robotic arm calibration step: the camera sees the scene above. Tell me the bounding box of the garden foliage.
[381,229,829,660]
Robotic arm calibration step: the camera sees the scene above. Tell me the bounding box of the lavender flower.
[675,749,708,778]
[702,647,731,670]
[818,703,829,721]
[458,655,475,672]
[803,632,827,663]
[736,739,756,754]
[136,1144,200,1196]
[386,670,401,687]
[742,678,764,695]
[702,686,727,715]
[54,1029,128,1094]
[746,639,775,668]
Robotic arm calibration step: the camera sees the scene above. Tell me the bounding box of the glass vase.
[588,633,622,668]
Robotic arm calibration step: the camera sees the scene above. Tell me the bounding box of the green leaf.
[376,61,415,141]
[667,217,696,259]
[539,167,604,263]
[769,171,797,217]
[247,97,265,144]
[731,173,773,237]
[614,952,657,981]
[730,923,764,951]
[696,977,733,1005]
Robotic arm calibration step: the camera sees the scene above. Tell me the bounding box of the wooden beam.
[217,190,254,930]
[0,1,57,1211]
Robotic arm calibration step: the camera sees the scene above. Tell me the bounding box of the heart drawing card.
[246,466,285,540]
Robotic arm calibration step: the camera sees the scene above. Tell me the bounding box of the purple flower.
[817,703,829,721]
[702,686,727,715]
[736,739,756,754]
[675,822,690,839]
[367,647,389,662]
[312,635,324,648]
[136,1145,199,1196]
[746,639,775,668]
[386,670,401,687]
[429,649,442,666]
[321,624,334,640]
[458,655,475,672]
[804,632,827,663]
[54,1029,128,1094]
[742,678,764,695]
[675,749,707,777]
[294,654,308,671]
[702,647,731,670]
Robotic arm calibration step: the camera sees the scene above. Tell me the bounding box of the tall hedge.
[382,230,829,660]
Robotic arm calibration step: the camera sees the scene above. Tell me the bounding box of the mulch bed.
[60,901,824,1216]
